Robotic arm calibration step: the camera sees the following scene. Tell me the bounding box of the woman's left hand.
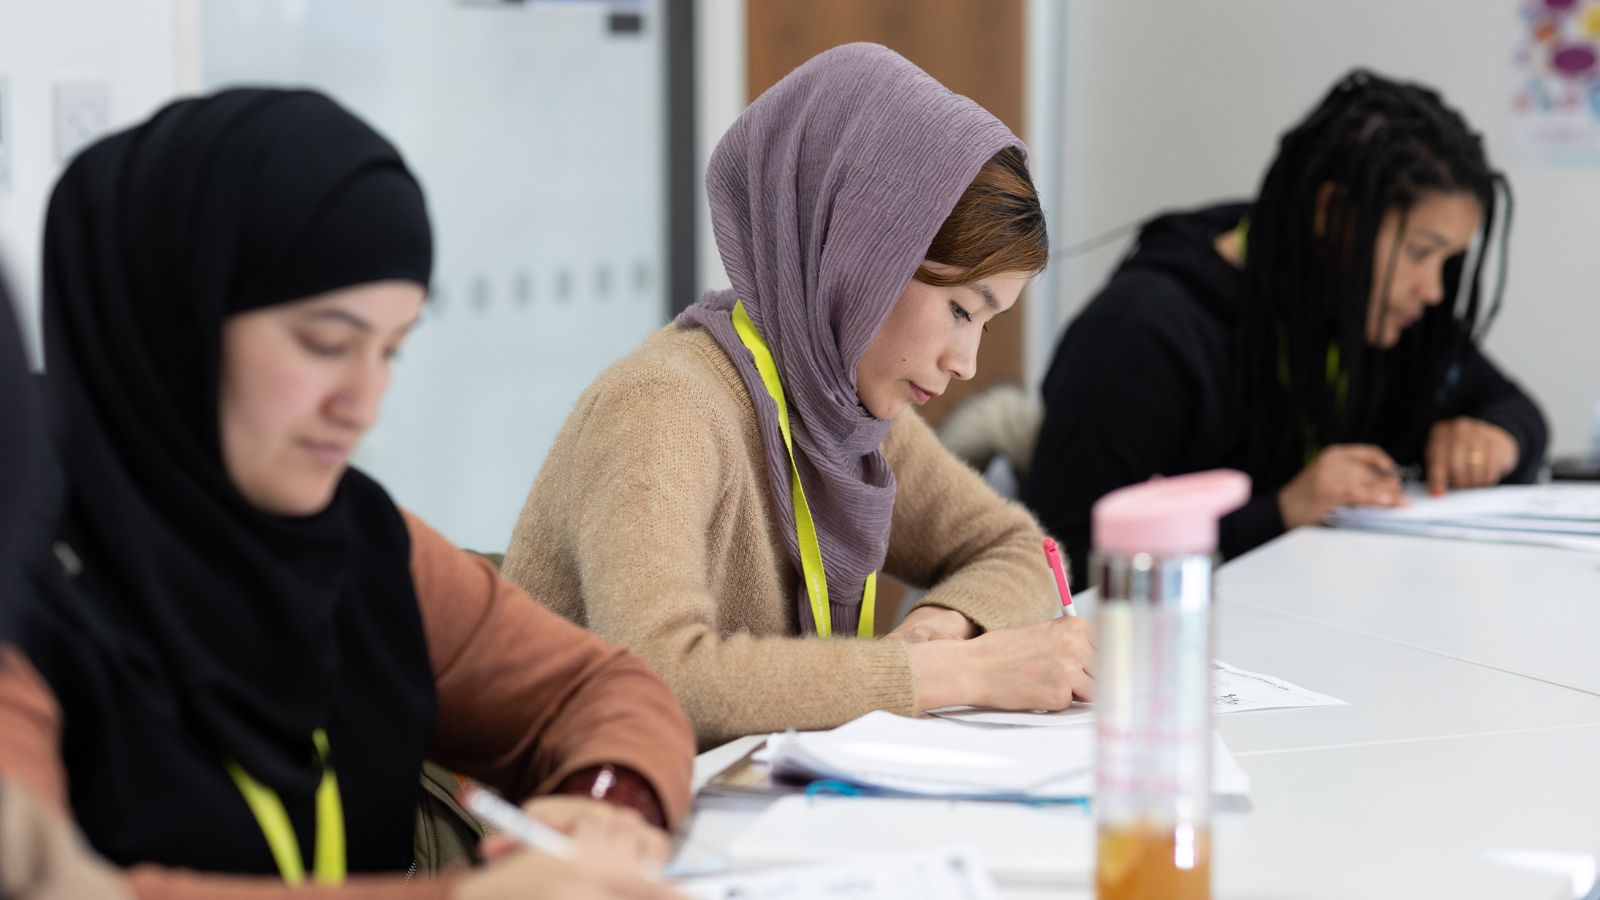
[1425,417,1518,495]
[886,605,976,643]
[480,796,673,868]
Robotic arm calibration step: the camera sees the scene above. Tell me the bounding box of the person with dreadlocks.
[1023,69,1547,589]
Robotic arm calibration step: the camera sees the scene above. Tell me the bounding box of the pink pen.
[1042,537,1076,616]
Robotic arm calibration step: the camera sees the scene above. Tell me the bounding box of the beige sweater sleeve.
[553,370,917,749]
[882,411,1059,631]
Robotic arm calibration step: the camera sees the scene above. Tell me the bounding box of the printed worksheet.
[930,660,1346,727]
[678,846,999,900]
[1208,660,1349,712]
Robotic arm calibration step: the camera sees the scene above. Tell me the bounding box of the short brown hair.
[915,146,1048,287]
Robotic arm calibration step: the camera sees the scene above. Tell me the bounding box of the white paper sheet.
[1209,659,1351,713]
[679,845,1000,900]
[1339,483,1600,522]
[928,703,1095,727]
[929,659,1346,727]
[1327,484,1600,552]
[723,798,1092,886]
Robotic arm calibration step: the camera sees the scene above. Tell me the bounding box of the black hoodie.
[1022,202,1548,589]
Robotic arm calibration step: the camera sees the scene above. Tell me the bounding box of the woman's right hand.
[909,616,1096,712]
[454,851,686,900]
[454,813,688,900]
[1277,444,1407,529]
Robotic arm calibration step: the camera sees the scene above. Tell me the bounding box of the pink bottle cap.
[1092,470,1252,558]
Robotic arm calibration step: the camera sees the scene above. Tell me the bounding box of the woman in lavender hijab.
[503,43,1094,747]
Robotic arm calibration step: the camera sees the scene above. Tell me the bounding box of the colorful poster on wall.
[1513,0,1600,164]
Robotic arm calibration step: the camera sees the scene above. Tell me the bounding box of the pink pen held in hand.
[1042,537,1076,616]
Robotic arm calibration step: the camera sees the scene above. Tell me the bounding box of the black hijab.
[0,271,46,644]
[20,88,438,876]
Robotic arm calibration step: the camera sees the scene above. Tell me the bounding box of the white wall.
[0,0,180,359]
[1053,1,1600,458]
[694,0,744,298]
[1023,0,1068,389]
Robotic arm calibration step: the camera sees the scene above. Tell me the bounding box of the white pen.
[461,784,693,881]
[460,784,575,859]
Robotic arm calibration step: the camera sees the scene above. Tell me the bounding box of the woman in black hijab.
[0,262,131,900]
[0,89,690,899]
[0,270,46,638]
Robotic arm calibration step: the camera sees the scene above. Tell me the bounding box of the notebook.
[769,711,1089,797]
[766,710,1251,802]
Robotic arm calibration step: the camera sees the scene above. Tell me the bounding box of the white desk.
[1215,724,1600,899]
[1222,527,1600,696]
[1195,603,1600,754]
[677,530,1600,898]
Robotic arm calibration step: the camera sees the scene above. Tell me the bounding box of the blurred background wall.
[1,0,1593,551]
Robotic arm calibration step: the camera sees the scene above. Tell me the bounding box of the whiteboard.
[199,0,668,551]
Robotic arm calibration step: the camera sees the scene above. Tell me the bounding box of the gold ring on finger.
[1468,450,1486,465]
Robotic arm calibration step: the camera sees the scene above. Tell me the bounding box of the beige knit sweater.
[502,326,1057,748]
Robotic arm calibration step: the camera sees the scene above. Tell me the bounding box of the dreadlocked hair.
[1240,69,1512,491]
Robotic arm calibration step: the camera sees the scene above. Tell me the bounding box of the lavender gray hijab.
[677,43,1024,635]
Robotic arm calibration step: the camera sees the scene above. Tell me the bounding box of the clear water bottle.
[1091,470,1250,900]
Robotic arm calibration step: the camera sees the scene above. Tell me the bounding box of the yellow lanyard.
[224,728,346,886]
[731,300,876,638]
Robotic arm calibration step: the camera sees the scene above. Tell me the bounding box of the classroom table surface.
[676,527,1600,899]
[1221,526,1600,697]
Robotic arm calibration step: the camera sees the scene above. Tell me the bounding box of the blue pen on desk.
[805,779,1090,808]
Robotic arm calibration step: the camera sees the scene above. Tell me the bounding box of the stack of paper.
[769,711,1087,797]
[766,710,1250,802]
[1326,484,1600,552]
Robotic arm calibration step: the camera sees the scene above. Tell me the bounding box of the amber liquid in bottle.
[1096,824,1211,900]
